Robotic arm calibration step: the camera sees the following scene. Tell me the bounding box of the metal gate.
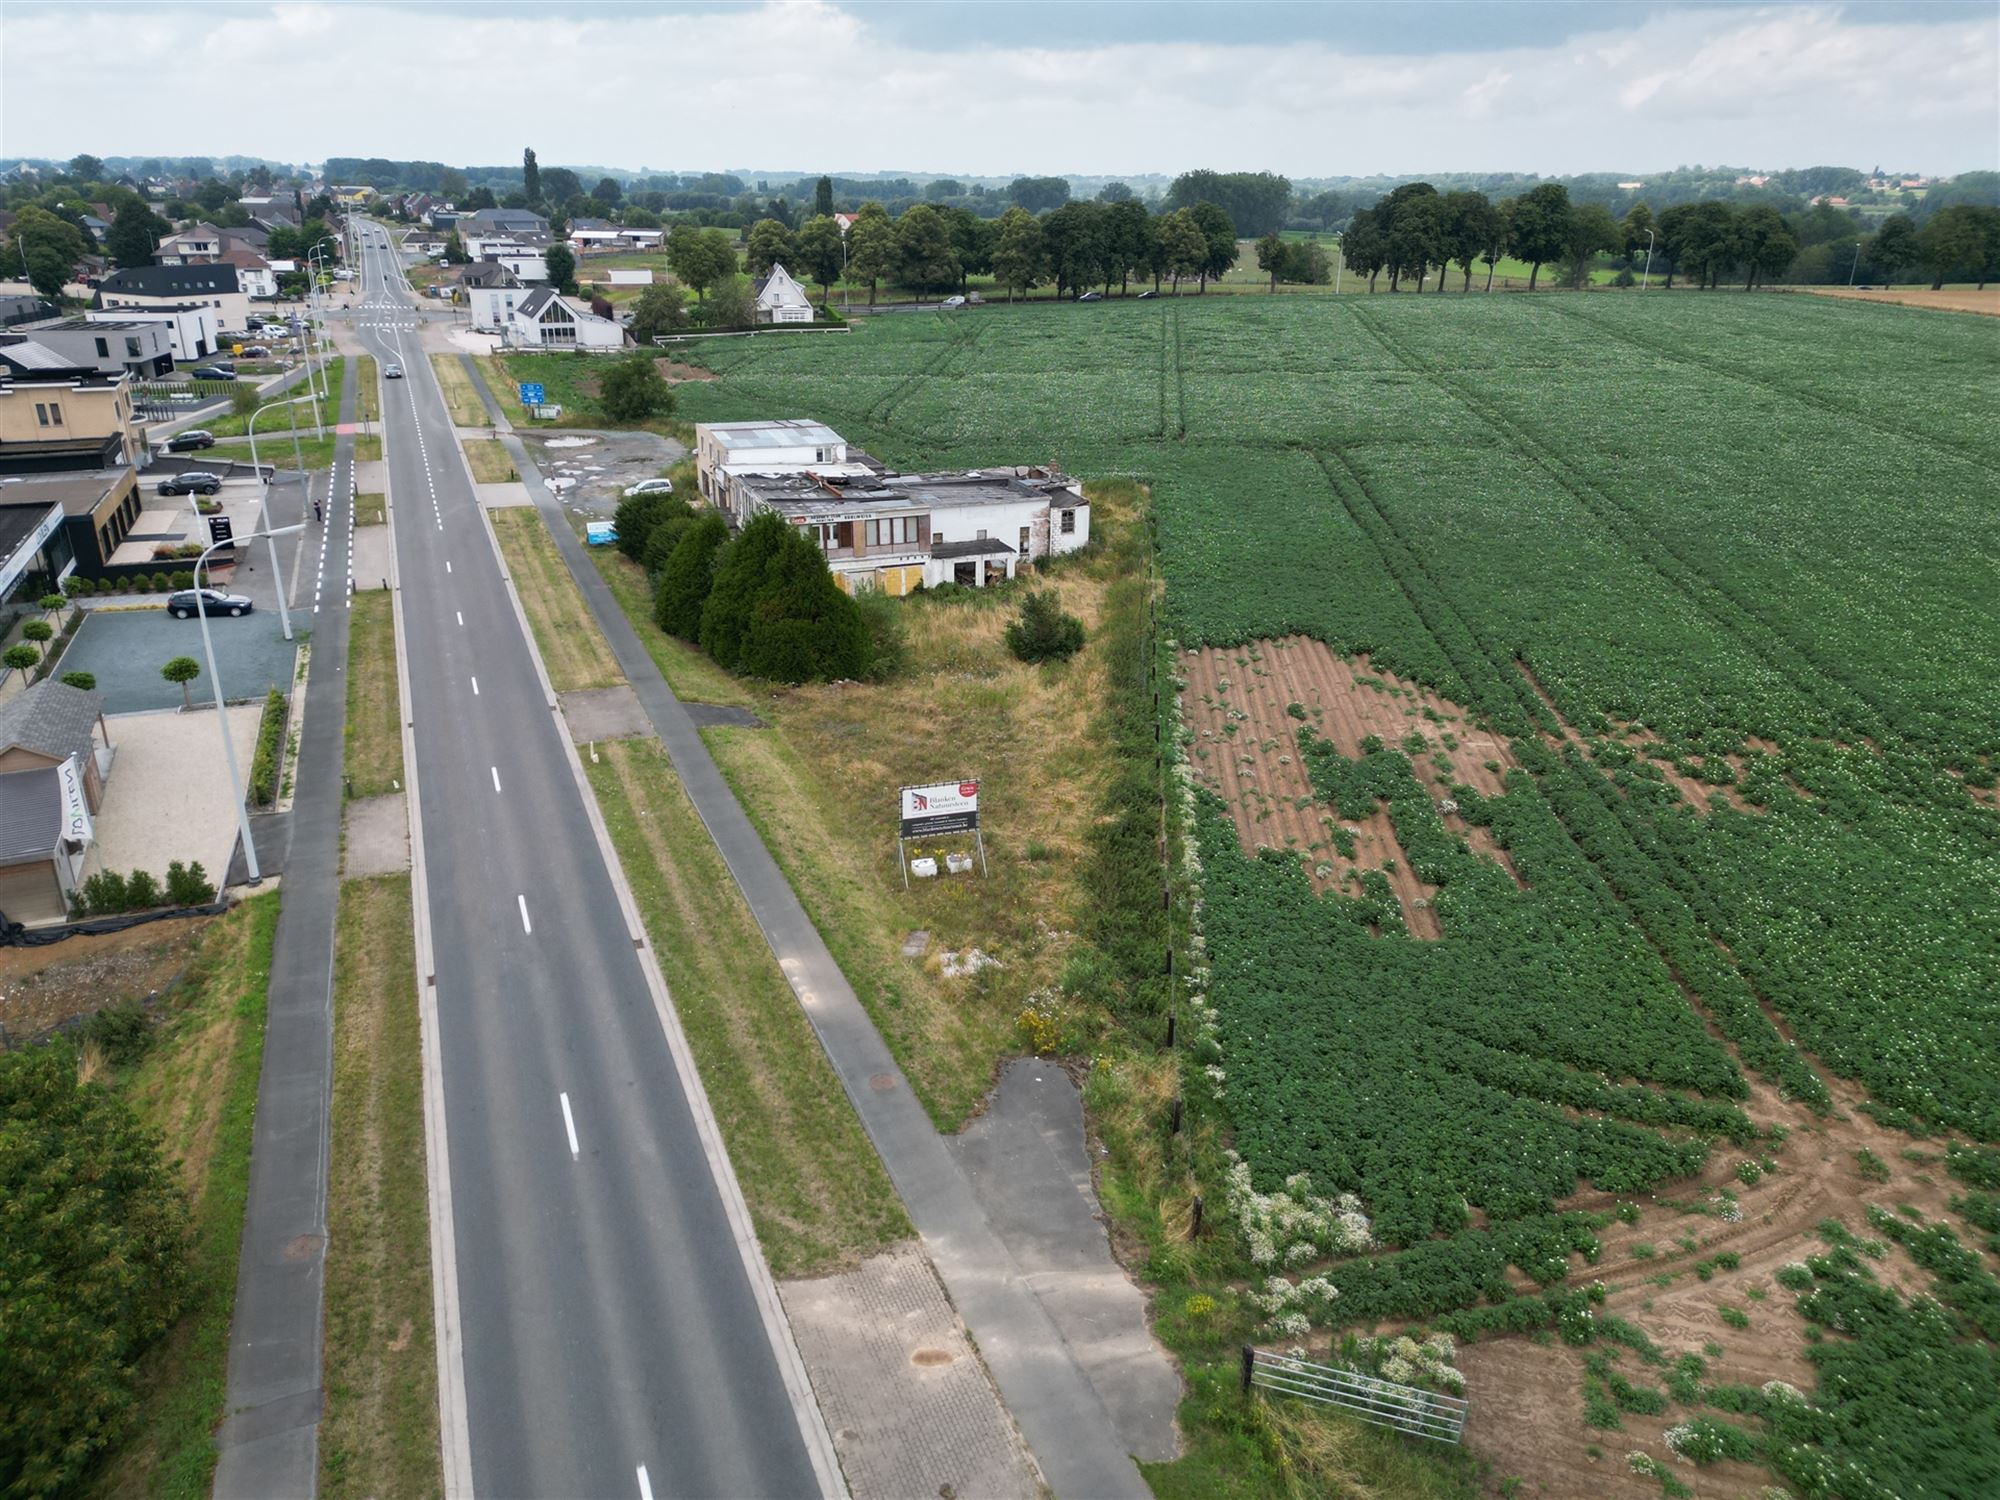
[1242,1346,1469,1444]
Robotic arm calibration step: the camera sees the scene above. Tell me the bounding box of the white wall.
[467,285,523,331]
[99,288,253,333]
[85,305,221,362]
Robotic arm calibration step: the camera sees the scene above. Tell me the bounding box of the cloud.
[1,1,1992,176]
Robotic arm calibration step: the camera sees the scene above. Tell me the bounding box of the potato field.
[674,293,2000,1498]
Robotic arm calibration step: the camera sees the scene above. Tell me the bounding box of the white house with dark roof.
[506,287,626,351]
[95,264,251,333]
[753,263,815,324]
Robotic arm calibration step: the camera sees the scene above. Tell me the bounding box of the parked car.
[189,365,236,381]
[157,471,222,496]
[239,344,271,357]
[167,429,216,452]
[623,477,674,498]
[166,588,253,619]
[1136,289,1159,299]
[383,363,404,379]
[259,323,291,338]
[1075,290,1104,302]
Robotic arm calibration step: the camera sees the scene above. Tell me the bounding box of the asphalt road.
[349,230,823,1497]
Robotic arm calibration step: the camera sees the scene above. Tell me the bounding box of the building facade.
[96,264,252,333]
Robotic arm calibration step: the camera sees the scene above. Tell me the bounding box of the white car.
[623,478,674,498]
[940,295,967,309]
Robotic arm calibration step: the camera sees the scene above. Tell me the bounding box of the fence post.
[1165,1011,1176,1049]
[1240,1345,1255,1395]
[1190,1193,1204,1240]
[1170,1097,1183,1135]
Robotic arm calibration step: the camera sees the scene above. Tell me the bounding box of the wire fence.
[1241,1347,1469,1444]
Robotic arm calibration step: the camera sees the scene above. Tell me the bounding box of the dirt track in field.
[1179,637,1519,937]
[1793,284,2000,318]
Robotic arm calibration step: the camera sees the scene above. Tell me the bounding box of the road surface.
[347,226,827,1500]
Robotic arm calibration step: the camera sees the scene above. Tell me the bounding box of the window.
[976,528,988,541]
[865,516,916,547]
[49,403,63,425]
[35,403,49,426]
[1020,525,1031,556]
[1060,508,1076,534]
[95,337,109,357]
[125,337,142,358]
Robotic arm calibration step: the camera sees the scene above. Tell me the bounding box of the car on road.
[167,429,216,452]
[383,363,404,379]
[940,295,967,310]
[1075,290,1104,302]
[189,365,236,381]
[166,588,253,619]
[157,471,223,496]
[623,477,674,498]
[1136,289,1159,299]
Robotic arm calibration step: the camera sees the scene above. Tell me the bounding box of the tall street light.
[1332,231,1344,296]
[1848,240,1864,286]
[1640,227,1657,291]
[245,393,323,641]
[192,522,305,883]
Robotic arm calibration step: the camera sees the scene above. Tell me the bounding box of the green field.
[670,293,2000,1495]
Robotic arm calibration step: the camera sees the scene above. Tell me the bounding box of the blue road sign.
[519,382,545,405]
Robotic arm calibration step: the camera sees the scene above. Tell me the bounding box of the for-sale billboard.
[900,780,979,838]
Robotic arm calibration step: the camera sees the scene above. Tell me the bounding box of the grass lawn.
[344,591,403,797]
[81,895,281,1500]
[356,355,380,426]
[589,550,754,708]
[320,872,440,1500]
[461,437,514,483]
[489,509,623,691]
[209,426,380,470]
[587,740,910,1275]
[428,354,488,428]
[355,492,387,526]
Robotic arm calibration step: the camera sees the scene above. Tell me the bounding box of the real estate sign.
[900,780,979,838]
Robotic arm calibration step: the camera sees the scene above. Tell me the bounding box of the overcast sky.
[3,1,1995,178]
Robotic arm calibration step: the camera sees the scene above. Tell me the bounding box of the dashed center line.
[517,893,532,934]
[636,1465,654,1500]
[491,766,502,793]
[470,676,480,695]
[560,1092,580,1158]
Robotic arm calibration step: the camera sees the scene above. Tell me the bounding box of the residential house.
[6,318,176,378]
[0,486,74,607]
[461,207,550,238]
[464,235,549,283]
[461,263,526,331]
[219,247,277,299]
[727,465,1091,593]
[568,218,663,251]
[0,681,114,924]
[695,419,854,508]
[80,213,110,239]
[96,263,251,332]
[82,303,221,364]
[0,360,150,472]
[753,263,815,324]
[156,223,226,264]
[506,288,625,351]
[219,225,271,256]
[250,203,299,233]
[1,467,144,583]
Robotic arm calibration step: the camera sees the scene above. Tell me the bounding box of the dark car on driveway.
[167,429,216,452]
[166,588,253,619]
[189,365,236,381]
[158,471,222,496]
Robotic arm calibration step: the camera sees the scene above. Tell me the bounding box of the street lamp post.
[246,395,323,641]
[1641,227,1657,291]
[192,522,306,884]
[1332,232,1344,295]
[1848,240,1864,286]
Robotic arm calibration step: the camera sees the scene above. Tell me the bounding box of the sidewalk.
[211,356,360,1499]
[459,358,1155,1498]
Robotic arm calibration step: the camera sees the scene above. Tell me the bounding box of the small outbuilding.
[0,679,113,924]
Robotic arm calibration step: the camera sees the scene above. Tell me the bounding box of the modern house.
[461,207,550,238]
[0,681,114,925]
[0,361,150,472]
[694,419,855,508]
[96,264,251,333]
[506,288,625,351]
[0,468,145,581]
[726,465,1091,593]
[568,219,664,252]
[464,235,549,283]
[753,263,815,324]
[82,303,221,364]
[5,318,176,378]
[462,263,525,331]
[0,487,73,607]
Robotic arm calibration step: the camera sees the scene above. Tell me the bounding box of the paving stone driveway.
[59,608,301,714]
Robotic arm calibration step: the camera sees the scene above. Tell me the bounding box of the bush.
[0,1042,193,1496]
[1004,589,1086,663]
[81,1003,152,1066]
[169,570,194,590]
[21,620,52,644]
[122,870,162,911]
[95,577,116,595]
[132,575,153,594]
[151,572,171,593]
[640,508,700,577]
[598,354,674,424]
[699,512,791,668]
[853,588,907,681]
[249,688,286,807]
[62,577,89,598]
[164,860,215,907]
[59,671,96,691]
[37,594,66,613]
[613,488,685,563]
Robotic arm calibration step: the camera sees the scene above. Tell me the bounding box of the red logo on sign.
[959,782,978,798]
[911,792,929,810]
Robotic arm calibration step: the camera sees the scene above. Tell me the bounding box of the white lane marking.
[517,893,532,933]
[636,1466,654,1500]
[560,1092,579,1159]
[470,676,479,695]
[445,559,451,573]
[456,610,464,626]
[491,766,501,793]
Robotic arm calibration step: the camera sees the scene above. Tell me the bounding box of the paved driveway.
[59,608,300,714]
[90,705,261,888]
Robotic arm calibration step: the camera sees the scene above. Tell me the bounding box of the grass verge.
[320,873,439,1499]
[355,493,387,526]
[82,894,281,1500]
[589,550,755,708]
[587,740,909,1275]
[461,438,515,483]
[356,355,380,426]
[344,591,403,797]
[212,433,338,471]
[489,509,623,691]
[428,354,487,427]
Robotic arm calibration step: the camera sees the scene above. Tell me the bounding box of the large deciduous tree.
[793,215,845,305]
[521,147,540,206]
[106,201,164,269]
[1734,204,1798,289]
[629,281,691,343]
[1188,202,1238,291]
[894,204,959,300]
[842,203,898,306]
[812,175,835,218]
[745,218,797,279]
[990,207,1045,302]
[1442,190,1500,292]
[1505,182,1573,291]
[1915,204,1989,290]
[1562,203,1622,289]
